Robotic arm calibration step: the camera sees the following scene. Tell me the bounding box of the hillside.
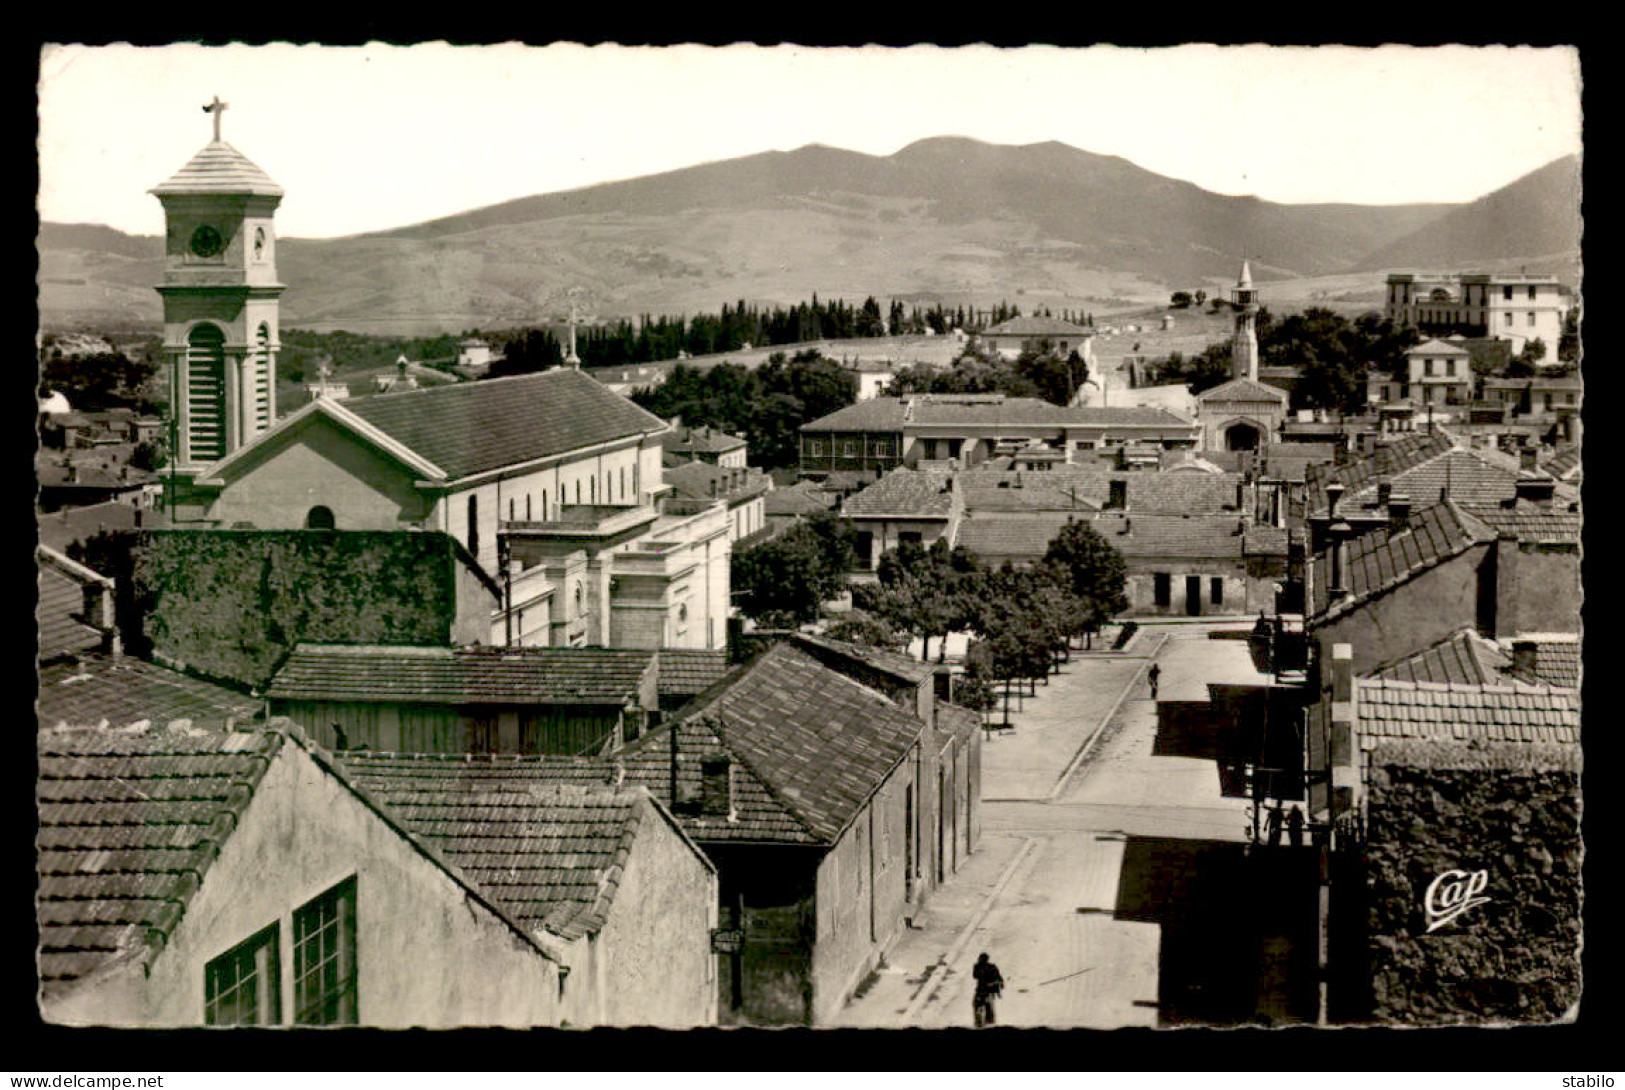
[1350,155,1582,282]
[38,137,1579,335]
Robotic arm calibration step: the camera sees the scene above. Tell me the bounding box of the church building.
[1196,261,1290,452]
[151,109,729,652]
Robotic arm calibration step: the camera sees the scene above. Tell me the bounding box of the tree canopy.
[731,511,854,623]
[631,351,858,470]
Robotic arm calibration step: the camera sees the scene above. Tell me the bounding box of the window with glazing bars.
[205,922,280,1025]
[293,876,358,1025]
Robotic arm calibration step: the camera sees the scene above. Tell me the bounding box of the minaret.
[151,97,285,481]
[1232,259,1259,382]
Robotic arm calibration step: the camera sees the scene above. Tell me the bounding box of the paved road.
[836,620,1268,1028]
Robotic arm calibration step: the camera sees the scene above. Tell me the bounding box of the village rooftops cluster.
[264,643,659,706]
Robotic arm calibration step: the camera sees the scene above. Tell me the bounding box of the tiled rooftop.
[958,466,1243,515]
[627,643,927,844]
[802,397,1193,433]
[1309,501,1490,622]
[1457,500,1581,545]
[843,467,957,518]
[1543,443,1582,481]
[36,730,283,993]
[657,649,734,698]
[792,631,938,685]
[332,754,653,940]
[265,644,656,706]
[1366,628,1513,686]
[1094,513,1259,560]
[38,565,104,663]
[764,480,837,517]
[37,654,261,733]
[1355,677,1579,748]
[800,399,910,433]
[661,425,747,454]
[957,516,1074,562]
[1305,431,1454,507]
[343,368,669,481]
[662,461,771,503]
[1504,636,1581,688]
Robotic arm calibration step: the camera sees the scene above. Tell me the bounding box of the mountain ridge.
[38,138,1579,334]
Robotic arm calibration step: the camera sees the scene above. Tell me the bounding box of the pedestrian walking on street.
[1147,663,1161,700]
[1287,805,1305,848]
[972,952,1004,1028]
[1265,804,1283,847]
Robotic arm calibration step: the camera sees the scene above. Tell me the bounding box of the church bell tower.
[151,97,285,483]
[1232,259,1260,382]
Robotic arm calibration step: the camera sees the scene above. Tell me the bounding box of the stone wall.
[1361,743,1581,1025]
[126,530,498,689]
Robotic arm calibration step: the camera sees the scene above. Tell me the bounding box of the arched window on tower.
[305,506,336,530]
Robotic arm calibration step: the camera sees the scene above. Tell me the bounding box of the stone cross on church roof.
[203,95,229,142]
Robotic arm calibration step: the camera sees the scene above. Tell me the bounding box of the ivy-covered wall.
[124,530,499,690]
[1363,742,1581,1025]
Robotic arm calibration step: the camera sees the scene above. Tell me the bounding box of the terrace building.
[799,395,1198,479]
[1385,272,1570,354]
[974,314,1096,364]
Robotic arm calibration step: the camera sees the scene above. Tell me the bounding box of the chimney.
[1511,639,1538,679]
[1519,446,1539,473]
[699,758,734,819]
[1514,473,1555,507]
[1376,481,1392,507]
[669,717,681,811]
[1493,532,1521,639]
[1327,521,1352,599]
[1386,494,1411,532]
[1325,483,1345,516]
[1108,478,1128,510]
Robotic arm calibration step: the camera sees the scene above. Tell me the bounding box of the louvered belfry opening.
[187,323,227,462]
[253,322,274,434]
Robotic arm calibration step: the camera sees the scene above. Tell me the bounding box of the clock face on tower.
[189,224,225,258]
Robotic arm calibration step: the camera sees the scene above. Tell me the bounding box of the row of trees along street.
[732,518,1130,727]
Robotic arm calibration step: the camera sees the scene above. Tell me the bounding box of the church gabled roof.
[342,368,671,482]
[150,141,284,197]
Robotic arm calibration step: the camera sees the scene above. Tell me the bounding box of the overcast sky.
[38,43,1582,239]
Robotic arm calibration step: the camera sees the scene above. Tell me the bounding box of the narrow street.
[836,619,1273,1028]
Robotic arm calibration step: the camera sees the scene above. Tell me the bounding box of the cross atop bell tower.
[151,105,286,490]
[203,95,229,142]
